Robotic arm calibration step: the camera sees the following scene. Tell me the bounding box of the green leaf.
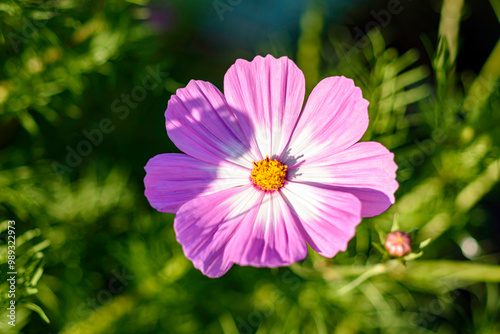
[390,214,400,232]
[404,261,500,283]
[419,238,432,249]
[30,266,44,286]
[403,251,423,261]
[23,302,50,323]
[373,222,386,244]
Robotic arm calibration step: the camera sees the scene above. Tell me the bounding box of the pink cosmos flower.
[144,55,398,278]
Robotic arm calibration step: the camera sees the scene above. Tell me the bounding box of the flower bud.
[385,231,412,257]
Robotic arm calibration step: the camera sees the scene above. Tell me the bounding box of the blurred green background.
[1,0,500,333]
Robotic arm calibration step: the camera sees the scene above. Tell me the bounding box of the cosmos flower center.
[251,156,287,191]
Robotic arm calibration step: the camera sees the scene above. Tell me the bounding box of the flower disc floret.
[251,156,287,191]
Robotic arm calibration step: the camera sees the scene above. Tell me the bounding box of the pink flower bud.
[385,231,412,257]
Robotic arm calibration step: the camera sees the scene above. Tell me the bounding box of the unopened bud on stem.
[385,231,412,257]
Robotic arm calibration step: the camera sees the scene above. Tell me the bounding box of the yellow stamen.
[250,156,287,191]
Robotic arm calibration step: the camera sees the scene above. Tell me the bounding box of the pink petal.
[225,190,308,267]
[166,80,258,167]
[282,76,369,165]
[280,182,362,258]
[224,55,305,158]
[174,186,263,278]
[288,142,398,217]
[144,153,249,213]
[174,185,309,277]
